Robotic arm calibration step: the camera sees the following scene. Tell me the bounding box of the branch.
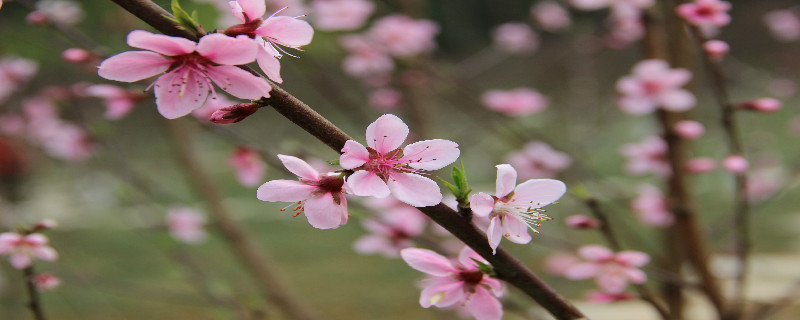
[23,266,47,320]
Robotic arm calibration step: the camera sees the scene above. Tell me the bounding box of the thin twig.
[24,266,47,320]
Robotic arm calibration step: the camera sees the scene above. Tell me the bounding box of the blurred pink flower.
[62,48,93,64]
[747,168,782,203]
[27,0,84,26]
[0,232,58,269]
[604,12,645,48]
[340,35,395,77]
[0,56,38,103]
[492,23,539,54]
[617,59,695,114]
[722,154,748,174]
[685,157,716,173]
[167,206,207,244]
[764,10,800,42]
[85,84,145,120]
[674,120,705,140]
[565,215,600,229]
[470,164,566,254]
[532,1,571,32]
[368,15,439,57]
[340,114,460,207]
[564,245,649,294]
[228,146,266,187]
[543,252,580,276]
[311,0,375,31]
[505,141,571,179]
[620,135,671,176]
[33,273,61,291]
[676,0,731,36]
[258,155,349,229]
[738,98,782,113]
[631,184,674,227]
[353,207,428,258]
[39,123,94,162]
[703,40,729,61]
[481,88,548,117]
[98,30,270,119]
[369,88,403,110]
[227,0,314,83]
[401,247,504,320]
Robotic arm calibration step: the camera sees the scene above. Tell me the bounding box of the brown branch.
[23,266,47,320]
[166,119,321,320]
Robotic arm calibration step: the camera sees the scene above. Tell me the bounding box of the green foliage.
[439,162,472,204]
[166,0,201,35]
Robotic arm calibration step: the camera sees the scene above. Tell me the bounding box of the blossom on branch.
[0,232,58,269]
[676,0,731,36]
[564,245,649,294]
[616,59,695,114]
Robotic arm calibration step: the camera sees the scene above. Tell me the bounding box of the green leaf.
[471,258,494,275]
[327,159,340,166]
[171,0,199,34]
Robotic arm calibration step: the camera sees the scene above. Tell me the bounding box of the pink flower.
[543,252,580,276]
[631,184,674,227]
[39,122,94,162]
[400,247,504,320]
[339,35,395,77]
[738,98,782,113]
[676,0,731,36]
[340,114,460,207]
[0,56,38,103]
[33,273,61,291]
[368,88,403,110]
[620,135,671,176]
[617,59,695,114]
[0,232,58,269]
[470,164,566,254]
[674,120,705,139]
[368,15,439,57]
[98,30,270,119]
[764,10,800,42]
[167,206,207,244]
[531,1,571,32]
[257,155,349,229]
[492,23,539,54]
[703,39,729,61]
[27,0,84,26]
[353,206,428,258]
[310,0,375,31]
[481,88,548,117]
[722,154,748,173]
[505,141,571,179]
[226,0,314,83]
[85,84,145,120]
[564,245,649,294]
[228,146,266,187]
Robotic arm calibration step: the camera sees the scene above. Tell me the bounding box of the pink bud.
[31,219,58,232]
[564,215,600,229]
[33,273,61,291]
[26,12,49,25]
[685,157,716,173]
[738,98,782,112]
[674,120,705,139]
[703,40,729,61]
[209,103,259,124]
[723,155,748,173]
[62,48,92,63]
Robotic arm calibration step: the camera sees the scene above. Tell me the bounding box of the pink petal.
[663,69,691,87]
[256,47,283,83]
[353,235,396,257]
[633,59,669,76]
[494,164,517,198]
[366,114,408,154]
[9,253,32,269]
[346,170,390,198]
[596,272,629,294]
[502,215,532,244]
[97,51,171,82]
[563,262,599,280]
[486,217,503,254]
[465,287,503,320]
[616,77,644,95]
[400,248,457,276]
[206,65,271,100]
[470,192,495,217]
[257,16,314,47]
[456,246,486,268]
[625,267,648,284]
[419,279,465,307]
[578,245,614,261]
[277,154,319,180]
[658,89,696,111]
[510,179,566,209]
[257,180,316,202]
[197,34,258,65]
[386,173,442,207]
[33,247,58,261]
[304,193,347,229]
[401,139,460,171]
[615,251,650,267]
[24,234,48,246]
[127,30,197,56]
[154,71,210,119]
[618,96,657,114]
[0,233,19,254]
[340,140,369,169]
[482,278,505,297]
[233,0,266,22]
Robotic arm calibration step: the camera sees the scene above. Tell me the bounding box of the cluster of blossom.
[616,59,695,115]
[25,0,84,26]
[631,183,674,227]
[0,220,61,291]
[504,141,571,179]
[97,0,313,119]
[545,245,650,302]
[570,0,654,48]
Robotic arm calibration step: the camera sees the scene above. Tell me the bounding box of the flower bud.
[674,120,705,139]
[31,219,58,232]
[685,157,716,173]
[209,103,259,124]
[703,40,729,61]
[738,98,782,112]
[723,155,748,173]
[564,215,600,229]
[62,48,92,63]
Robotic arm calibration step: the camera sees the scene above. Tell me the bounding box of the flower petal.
[510,179,566,209]
[9,253,32,269]
[257,180,316,202]
[470,192,495,217]
[579,245,614,261]
[197,34,258,65]
[97,51,171,82]
[596,272,629,294]
[206,65,271,100]
[257,16,314,47]
[658,89,696,111]
[303,193,347,229]
[625,268,648,284]
[616,251,651,267]
[256,46,283,83]
[494,164,517,198]
[32,247,58,261]
[419,279,465,308]
[487,217,503,254]
[502,215,532,244]
[346,170,390,198]
[387,173,442,207]
[401,139,460,171]
[277,154,319,181]
[457,246,486,268]
[400,248,457,277]
[232,0,266,22]
[366,114,408,154]
[563,262,599,280]
[465,287,504,320]
[154,70,210,119]
[340,140,369,169]
[127,30,197,56]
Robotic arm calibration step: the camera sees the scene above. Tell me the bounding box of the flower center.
[363,147,418,180]
[641,81,662,95]
[492,201,552,230]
